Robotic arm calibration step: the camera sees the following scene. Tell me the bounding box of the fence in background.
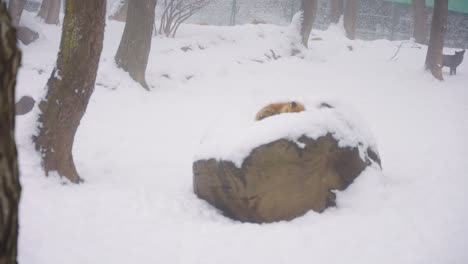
[24,0,468,49]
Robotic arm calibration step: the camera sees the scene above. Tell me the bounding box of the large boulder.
[193,101,382,223]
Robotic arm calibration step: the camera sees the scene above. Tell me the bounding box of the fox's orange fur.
[255,101,305,121]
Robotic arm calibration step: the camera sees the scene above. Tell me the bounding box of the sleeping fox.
[255,101,305,121]
[442,50,465,75]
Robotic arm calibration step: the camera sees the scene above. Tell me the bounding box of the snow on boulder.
[193,100,381,223]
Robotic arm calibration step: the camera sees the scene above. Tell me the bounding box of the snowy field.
[16,11,468,264]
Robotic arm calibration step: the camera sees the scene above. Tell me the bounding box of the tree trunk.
[330,0,343,24]
[299,0,318,48]
[229,0,238,26]
[115,0,156,90]
[37,0,51,20]
[343,0,359,40]
[8,0,40,45]
[0,3,22,264]
[34,0,106,183]
[38,0,61,25]
[109,0,128,22]
[413,0,428,44]
[45,0,61,24]
[7,0,25,27]
[425,0,448,81]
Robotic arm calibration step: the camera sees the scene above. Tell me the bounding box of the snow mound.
[194,99,379,168]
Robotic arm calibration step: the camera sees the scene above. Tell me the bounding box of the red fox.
[255,101,305,121]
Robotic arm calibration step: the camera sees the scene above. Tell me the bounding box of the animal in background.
[255,101,305,121]
[442,50,465,75]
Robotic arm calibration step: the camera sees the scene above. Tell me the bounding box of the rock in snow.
[193,102,381,223]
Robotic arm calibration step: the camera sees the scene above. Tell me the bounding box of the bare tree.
[425,0,448,80]
[159,0,210,37]
[299,0,318,48]
[37,0,61,25]
[109,0,128,22]
[343,0,359,40]
[8,0,39,45]
[34,0,106,183]
[412,0,427,44]
[229,0,239,26]
[37,0,50,18]
[15,96,36,115]
[330,0,343,24]
[7,0,25,26]
[115,0,157,90]
[0,3,22,264]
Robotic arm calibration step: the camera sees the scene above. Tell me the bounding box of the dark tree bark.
[45,0,61,24]
[109,0,128,22]
[299,0,318,48]
[0,3,22,264]
[413,0,428,44]
[34,0,106,183]
[425,0,448,80]
[37,0,51,19]
[37,0,61,25]
[229,0,238,26]
[330,0,343,24]
[115,0,157,90]
[9,0,40,45]
[7,0,25,27]
[343,0,359,40]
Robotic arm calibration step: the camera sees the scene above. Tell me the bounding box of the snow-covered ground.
[16,11,468,264]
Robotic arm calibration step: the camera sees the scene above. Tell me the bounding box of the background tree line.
[298,0,449,79]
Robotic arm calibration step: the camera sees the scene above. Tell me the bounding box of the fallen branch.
[389,40,422,61]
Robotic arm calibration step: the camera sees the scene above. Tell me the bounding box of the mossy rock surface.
[193,134,381,223]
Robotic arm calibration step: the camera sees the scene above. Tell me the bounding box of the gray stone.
[193,134,381,223]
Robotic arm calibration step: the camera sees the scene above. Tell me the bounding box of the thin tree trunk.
[37,0,51,20]
[299,0,318,48]
[7,0,25,27]
[412,0,427,44]
[343,0,359,40]
[425,0,448,80]
[38,0,61,24]
[115,0,157,90]
[45,0,61,25]
[330,0,343,24]
[229,0,237,26]
[8,0,39,45]
[34,0,106,183]
[109,0,128,22]
[0,3,22,264]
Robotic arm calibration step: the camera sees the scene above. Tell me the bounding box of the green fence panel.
[383,0,468,14]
